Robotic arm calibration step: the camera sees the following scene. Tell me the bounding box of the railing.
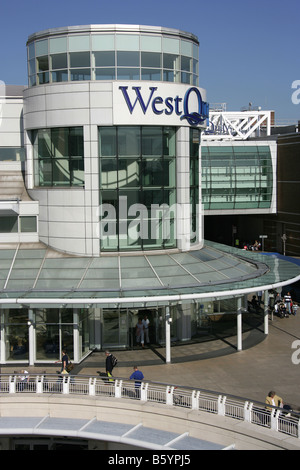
[1,374,300,440]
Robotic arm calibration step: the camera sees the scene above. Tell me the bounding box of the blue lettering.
[119,86,157,114]
[164,97,173,115]
[174,96,182,115]
[152,96,164,115]
[181,87,209,125]
[118,86,209,126]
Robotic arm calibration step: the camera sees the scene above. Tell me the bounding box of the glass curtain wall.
[28,32,199,87]
[99,126,176,251]
[35,309,74,361]
[32,127,84,187]
[3,309,29,361]
[202,145,273,210]
[190,128,200,241]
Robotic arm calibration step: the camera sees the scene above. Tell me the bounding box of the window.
[32,127,84,187]
[99,126,176,251]
[190,128,200,239]
[27,31,199,86]
[201,145,273,210]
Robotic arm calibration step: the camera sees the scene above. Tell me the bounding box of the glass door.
[102,308,128,348]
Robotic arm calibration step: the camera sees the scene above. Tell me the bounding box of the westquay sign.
[113,82,209,128]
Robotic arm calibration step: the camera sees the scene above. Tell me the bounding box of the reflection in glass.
[51,53,68,69]
[5,309,29,361]
[33,127,84,187]
[99,126,176,251]
[28,31,199,87]
[201,145,273,210]
[94,51,115,66]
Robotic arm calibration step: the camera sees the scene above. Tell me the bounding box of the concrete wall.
[0,394,299,450]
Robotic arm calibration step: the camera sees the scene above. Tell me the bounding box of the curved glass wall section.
[32,127,84,187]
[201,145,273,210]
[27,26,199,87]
[99,126,176,251]
[190,128,200,239]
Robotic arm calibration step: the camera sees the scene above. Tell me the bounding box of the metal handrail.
[1,373,300,440]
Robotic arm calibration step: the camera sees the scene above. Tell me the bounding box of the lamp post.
[281,234,287,256]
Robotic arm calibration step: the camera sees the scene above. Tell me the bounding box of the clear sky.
[1,0,299,122]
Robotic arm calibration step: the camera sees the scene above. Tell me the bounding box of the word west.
[119,85,209,125]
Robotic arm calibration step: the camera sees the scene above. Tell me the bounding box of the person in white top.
[284,292,292,314]
[136,318,145,348]
[18,370,29,391]
[142,315,150,344]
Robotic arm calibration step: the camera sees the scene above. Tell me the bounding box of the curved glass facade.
[32,127,84,187]
[202,145,273,210]
[27,26,199,87]
[99,126,176,251]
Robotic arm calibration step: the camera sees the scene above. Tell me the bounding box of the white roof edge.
[2,272,300,306]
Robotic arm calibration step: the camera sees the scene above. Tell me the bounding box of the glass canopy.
[0,240,299,307]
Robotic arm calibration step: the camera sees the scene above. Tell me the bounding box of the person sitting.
[265,391,292,415]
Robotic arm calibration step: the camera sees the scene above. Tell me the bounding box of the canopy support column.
[237,297,242,351]
[264,290,269,335]
[165,305,171,364]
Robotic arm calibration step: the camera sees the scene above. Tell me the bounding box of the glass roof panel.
[0,242,299,306]
[80,279,120,289]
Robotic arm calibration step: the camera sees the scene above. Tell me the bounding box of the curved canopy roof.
[0,240,299,308]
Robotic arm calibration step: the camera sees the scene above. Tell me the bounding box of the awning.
[0,240,299,308]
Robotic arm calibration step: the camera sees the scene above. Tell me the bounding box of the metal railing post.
[192,390,200,410]
[9,375,16,394]
[218,395,226,416]
[140,382,148,401]
[62,376,70,394]
[270,409,279,431]
[244,401,251,422]
[115,380,122,398]
[166,386,174,405]
[36,376,43,394]
[89,377,96,396]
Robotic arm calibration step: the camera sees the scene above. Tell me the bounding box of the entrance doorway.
[101,307,166,349]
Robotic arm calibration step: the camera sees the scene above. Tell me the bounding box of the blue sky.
[1,0,299,121]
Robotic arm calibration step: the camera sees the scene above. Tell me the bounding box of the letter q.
[291,80,300,105]
[291,339,300,364]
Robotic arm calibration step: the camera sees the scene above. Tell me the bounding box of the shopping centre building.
[0,24,299,366]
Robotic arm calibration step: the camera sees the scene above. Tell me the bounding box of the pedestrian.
[18,370,29,391]
[136,318,144,348]
[257,291,262,305]
[105,350,115,378]
[55,350,69,371]
[130,365,144,398]
[142,315,150,345]
[265,390,292,415]
[61,350,69,372]
[284,292,292,314]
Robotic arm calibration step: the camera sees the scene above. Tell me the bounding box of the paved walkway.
[3,312,300,410]
[77,312,300,410]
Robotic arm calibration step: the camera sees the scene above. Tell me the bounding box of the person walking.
[129,365,144,398]
[136,318,145,348]
[105,350,114,376]
[142,315,150,345]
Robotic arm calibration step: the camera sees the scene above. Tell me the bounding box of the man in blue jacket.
[130,365,144,398]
